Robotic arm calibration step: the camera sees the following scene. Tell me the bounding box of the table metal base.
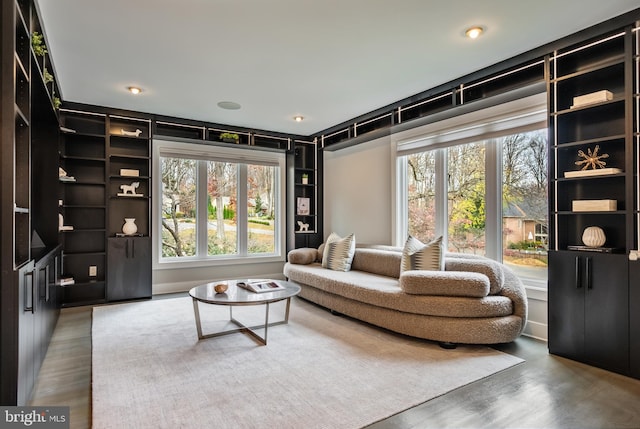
[191,297,292,345]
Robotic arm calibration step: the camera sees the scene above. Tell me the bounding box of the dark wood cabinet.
[107,237,151,301]
[548,27,638,379]
[548,251,629,374]
[630,261,640,379]
[2,0,62,405]
[293,139,323,249]
[58,111,152,305]
[16,246,61,406]
[59,111,108,306]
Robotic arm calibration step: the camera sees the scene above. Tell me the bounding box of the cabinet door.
[548,251,585,358]
[584,253,629,373]
[17,261,35,406]
[549,251,629,373]
[631,261,640,379]
[107,237,151,301]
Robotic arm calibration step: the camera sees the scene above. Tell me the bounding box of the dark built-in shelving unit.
[58,110,154,306]
[547,26,639,379]
[1,0,63,405]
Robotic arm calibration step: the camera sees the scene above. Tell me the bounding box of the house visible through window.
[396,93,548,289]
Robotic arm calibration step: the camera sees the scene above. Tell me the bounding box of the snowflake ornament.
[575,145,609,170]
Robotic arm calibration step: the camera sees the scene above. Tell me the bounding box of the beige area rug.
[92,296,523,429]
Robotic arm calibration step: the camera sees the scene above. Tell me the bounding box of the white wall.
[323,136,394,244]
[153,261,286,295]
[323,134,548,341]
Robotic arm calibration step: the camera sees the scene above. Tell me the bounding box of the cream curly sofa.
[284,245,528,346]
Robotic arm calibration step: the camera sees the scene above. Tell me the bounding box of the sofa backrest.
[351,248,402,278]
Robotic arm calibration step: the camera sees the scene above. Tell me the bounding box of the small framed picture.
[297,197,310,215]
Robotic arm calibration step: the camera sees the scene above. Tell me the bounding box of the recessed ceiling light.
[217,101,242,110]
[293,115,304,122]
[127,86,142,95]
[465,26,484,39]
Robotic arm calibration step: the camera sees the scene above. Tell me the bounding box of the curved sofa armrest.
[399,270,490,297]
[445,257,504,295]
[497,265,529,334]
[287,248,318,265]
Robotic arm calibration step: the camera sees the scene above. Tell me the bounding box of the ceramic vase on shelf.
[122,218,138,235]
[582,226,606,247]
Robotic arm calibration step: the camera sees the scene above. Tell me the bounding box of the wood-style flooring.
[30,296,640,429]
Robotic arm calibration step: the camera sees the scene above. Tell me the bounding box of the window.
[154,139,285,267]
[397,93,548,289]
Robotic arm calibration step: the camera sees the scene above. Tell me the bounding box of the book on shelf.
[59,176,76,182]
[59,276,75,285]
[564,167,622,178]
[236,279,286,293]
[567,245,617,253]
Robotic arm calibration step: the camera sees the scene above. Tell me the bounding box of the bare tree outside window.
[207,161,237,255]
[405,128,548,286]
[161,157,196,257]
[247,164,276,253]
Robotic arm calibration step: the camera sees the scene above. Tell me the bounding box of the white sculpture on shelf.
[582,226,606,247]
[297,220,309,232]
[121,128,143,137]
[117,182,141,197]
[122,218,138,235]
[58,213,73,231]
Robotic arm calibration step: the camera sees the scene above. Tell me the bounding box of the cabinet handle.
[45,264,50,302]
[575,256,582,289]
[24,270,34,313]
[585,257,592,289]
[125,239,129,258]
[131,239,135,258]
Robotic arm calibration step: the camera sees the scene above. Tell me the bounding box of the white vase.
[122,218,138,235]
[582,226,606,247]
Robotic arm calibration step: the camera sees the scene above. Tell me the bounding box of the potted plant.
[302,173,309,185]
[31,31,48,57]
[220,132,239,144]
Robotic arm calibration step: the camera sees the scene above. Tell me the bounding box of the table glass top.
[189,279,301,305]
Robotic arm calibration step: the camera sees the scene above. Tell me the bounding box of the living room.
[2,1,640,428]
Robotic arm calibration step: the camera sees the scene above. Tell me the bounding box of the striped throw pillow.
[322,232,356,271]
[401,235,444,272]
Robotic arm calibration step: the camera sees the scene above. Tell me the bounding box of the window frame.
[393,92,548,294]
[152,139,286,269]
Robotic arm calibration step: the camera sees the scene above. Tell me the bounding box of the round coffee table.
[189,279,301,345]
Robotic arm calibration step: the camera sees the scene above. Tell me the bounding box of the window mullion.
[238,164,248,256]
[197,160,209,257]
[485,139,502,261]
[435,148,448,248]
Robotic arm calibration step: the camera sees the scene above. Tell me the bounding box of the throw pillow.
[401,235,444,272]
[322,232,356,272]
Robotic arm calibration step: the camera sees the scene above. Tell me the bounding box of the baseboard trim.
[153,273,287,295]
[523,320,547,342]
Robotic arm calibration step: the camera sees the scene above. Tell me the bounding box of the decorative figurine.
[118,182,141,196]
[121,128,143,137]
[297,220,309,232]
[575,145,608,170]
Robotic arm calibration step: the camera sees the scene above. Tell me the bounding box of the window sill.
[154,254,285,270]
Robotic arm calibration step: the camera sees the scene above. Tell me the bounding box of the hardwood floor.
[30,298,640,429]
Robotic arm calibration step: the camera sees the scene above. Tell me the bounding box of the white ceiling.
[36,0,638,136]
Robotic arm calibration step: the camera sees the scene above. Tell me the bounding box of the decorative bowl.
[214,283,228,294]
